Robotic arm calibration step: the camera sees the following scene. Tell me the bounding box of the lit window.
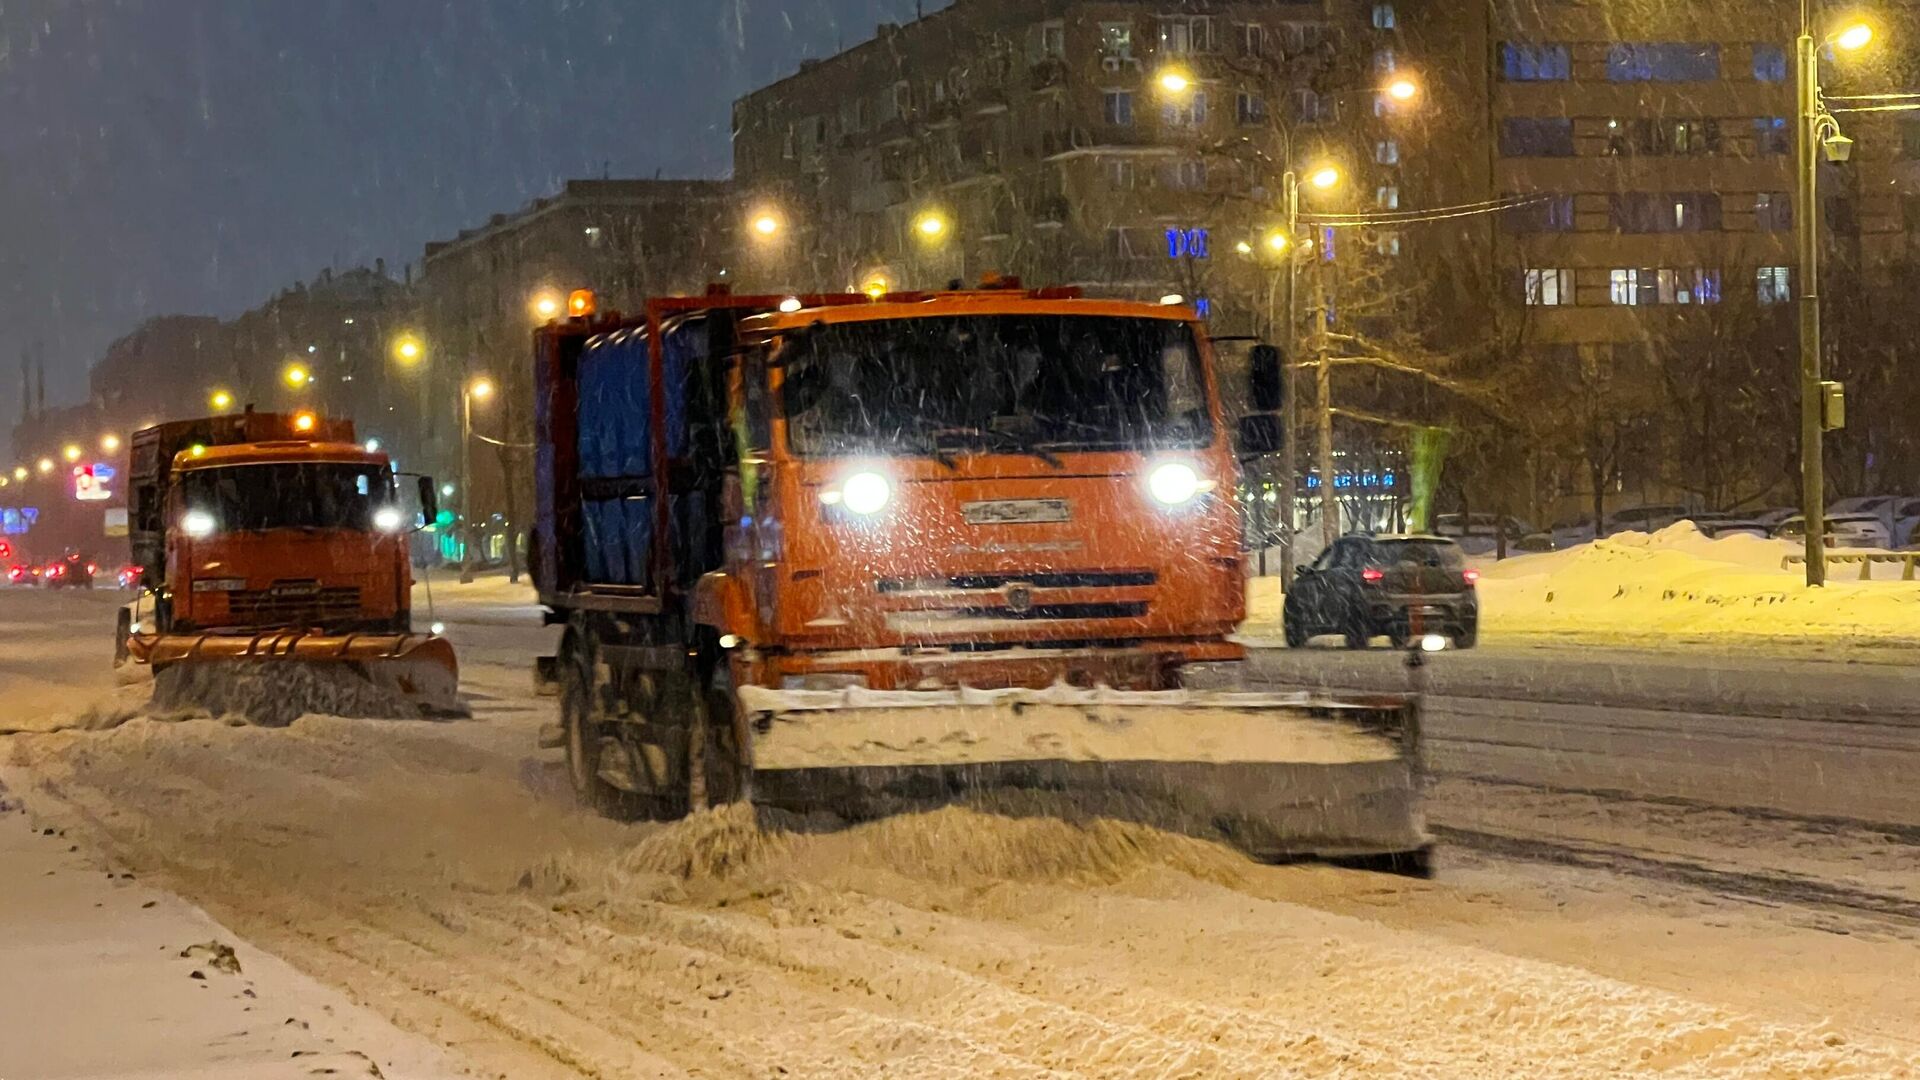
[1374,230,1401,256]
[1372,4,1397,30]
[1526,268,1574,306]
[1501,42,1571,81]
[584,226,605,247]
[1039,21,1065,59]
[1376,185,1400,209]
[1100,22,1133,59]
[1104,90,1134,126]
[1610,268,1641,305]
[1753,44,1788,82]
[1374,48,1396,73]
[1374,139,1400,164]
[1757,266,1792,303]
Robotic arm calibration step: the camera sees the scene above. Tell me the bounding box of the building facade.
[416,179,734,562]
[733,0,1409,337]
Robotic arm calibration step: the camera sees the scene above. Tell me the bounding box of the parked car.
[1684,512,1772,539]
[1775,513,1891,549]
[1752,507,1800,528]
[1602,504,1693,535]
[1284,534,1479,650]
[7,562,38,586]
[1433,512,1533,556]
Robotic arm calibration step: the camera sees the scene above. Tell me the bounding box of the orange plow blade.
[128,630,461,724]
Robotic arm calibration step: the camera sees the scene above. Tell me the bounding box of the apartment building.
[732,0,1409,336]
[416,179,732,555]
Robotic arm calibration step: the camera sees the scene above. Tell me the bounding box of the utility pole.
[1278,171,1301,581]
[1314,246,1337,548]
[1795,0,1827,586]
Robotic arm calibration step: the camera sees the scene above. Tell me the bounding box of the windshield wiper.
[929,425,1063,468]
[897,431,960,472]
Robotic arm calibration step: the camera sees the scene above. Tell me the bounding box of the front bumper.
[763,638,1245,692]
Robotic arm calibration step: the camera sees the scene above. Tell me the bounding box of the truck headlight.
[181,510,216,538]
[1147,462,1208,506]
[825,471,892,516]
[373,507,405,532]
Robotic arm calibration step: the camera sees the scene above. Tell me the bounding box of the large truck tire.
[558,633,656,820]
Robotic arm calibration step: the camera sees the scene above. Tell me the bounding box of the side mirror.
[1248,343,1285,412]
[1238,414,1284,455]
[418,476,439,527]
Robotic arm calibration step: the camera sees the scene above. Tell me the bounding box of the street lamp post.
[1796,2,1827,587]
[1793,8,1874,587]
[460,377,493,584]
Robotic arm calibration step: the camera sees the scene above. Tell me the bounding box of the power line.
[1300,193,1553,229]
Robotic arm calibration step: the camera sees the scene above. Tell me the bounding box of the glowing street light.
[284,363,311,388]
[1157,69,1193,95]
[1308,165,1342,190]
[1386,77,1420,102]
[469,377,494,401]
[62,444,82,463]
[1835,22,1874,50]
[531,291,562,320]
[393,334,425,366]
[750,211,783,239]
[1264,229,1291,253]
[100,434,121,453]
[1234,240,1254,255]
[37,458,54,474]
[11,466,26,481]
[914,211,950,240]
[210,389,234,411]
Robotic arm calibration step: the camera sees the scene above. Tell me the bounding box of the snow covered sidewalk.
[1246,524,1920,652]
[0,778,464,1080]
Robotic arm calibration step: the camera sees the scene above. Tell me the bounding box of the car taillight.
[1463,568,1481,584]
[1361,567,1385,583]
[85,562,98,574]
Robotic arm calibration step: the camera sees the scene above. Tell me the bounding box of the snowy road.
[4,584,1919,1076]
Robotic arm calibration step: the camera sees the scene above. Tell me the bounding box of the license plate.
[962,499,1071,525]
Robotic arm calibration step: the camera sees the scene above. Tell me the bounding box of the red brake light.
[1361,567,1385,583]
[86,562,98,574]
[1463,568,1481,584]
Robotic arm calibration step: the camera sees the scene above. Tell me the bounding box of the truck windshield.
[179,462,392,533]
[779,315,1212,457]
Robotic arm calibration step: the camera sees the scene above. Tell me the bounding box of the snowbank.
[1476,523,1920,646]
[1244,523,1920,649]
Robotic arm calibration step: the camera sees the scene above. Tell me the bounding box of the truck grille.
[225,585,363,625]
[877,570,1157,593]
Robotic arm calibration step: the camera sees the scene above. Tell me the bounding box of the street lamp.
[1157,69,1193,95]
[913,211,950,240]
[210,389,234,411]
[1385,76,1421,103]
[283,363,310,388]
[1793,10,1876,586]
[11,467,26,481]
[100,434,120,453]
[62,445,82,463]
[37,458,54,474]
[392,334,424,367]
[459,377,494,584]
[531,291,562,321]
[749,209,784,241]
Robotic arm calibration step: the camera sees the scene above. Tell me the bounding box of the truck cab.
[163,441,418,634]
[715,294,1246,691]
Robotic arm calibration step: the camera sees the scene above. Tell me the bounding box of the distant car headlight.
[373,507,405,532]
[834,471,892,516]
[181,510,216,538]
[1147,462,1207,506]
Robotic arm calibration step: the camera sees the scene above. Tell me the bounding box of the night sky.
[0,0,950,435]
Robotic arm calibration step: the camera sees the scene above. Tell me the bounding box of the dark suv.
[1283,534,1478,649]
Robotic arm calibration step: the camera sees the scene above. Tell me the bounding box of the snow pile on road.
[1478,523,1920,645]
[11,713,1920,1077]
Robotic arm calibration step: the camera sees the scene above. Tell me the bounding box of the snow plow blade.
[127,630,462,724]
[735,686,1428,862]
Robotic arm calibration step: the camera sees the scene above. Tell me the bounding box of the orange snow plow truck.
[532,284,1428,865]
[115,411,458,721]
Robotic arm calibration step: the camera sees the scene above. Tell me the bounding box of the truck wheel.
[559,640,649,820]
[1283,617,1308,649]
[1342,616,1371,650]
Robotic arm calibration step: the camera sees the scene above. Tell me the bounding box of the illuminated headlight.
[824,471,892,516]
[429,622,446,636]
[181,510,216,538]
[373,507,405,532]
[1147,462,1209,506]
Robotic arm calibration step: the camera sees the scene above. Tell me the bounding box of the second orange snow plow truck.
[116,411,458,720]
[533,284,1427,863]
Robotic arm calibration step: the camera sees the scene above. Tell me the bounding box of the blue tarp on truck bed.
[573,322,700,588]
